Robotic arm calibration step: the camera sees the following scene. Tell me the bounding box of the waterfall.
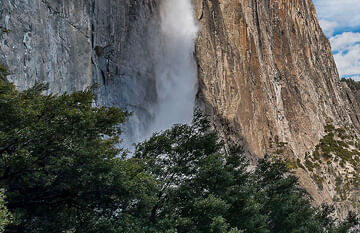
[121,0,199,149]
[151,0,199,133]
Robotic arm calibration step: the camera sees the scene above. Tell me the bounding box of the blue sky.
[313,0,360,81]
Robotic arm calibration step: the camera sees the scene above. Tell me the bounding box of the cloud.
[330,32,360,52]
[314,1,360,80]
[331,33,360,77]
[319,20,337,37]
[314,0,360,36]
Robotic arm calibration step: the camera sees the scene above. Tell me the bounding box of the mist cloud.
[150,0,199,133]
[122,0,199,149]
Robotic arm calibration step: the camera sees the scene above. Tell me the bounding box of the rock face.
[1,0,360,218]
[194,0,360,218]
[194,0,357,156]
[0,0,157,108]
[0,0,93,92]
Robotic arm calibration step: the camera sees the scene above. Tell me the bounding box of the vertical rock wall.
[0,0,157,107]
[0,0,93,92]
[194,0,360,218]
[0,0,162,144]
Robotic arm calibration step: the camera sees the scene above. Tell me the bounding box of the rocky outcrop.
[0,0,157,108]
[341,79,360,106]
[0,0,93,92]
[194,0,360,218]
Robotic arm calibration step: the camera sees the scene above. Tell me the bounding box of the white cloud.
[333,41,360,77]
[314,0,360,36]
[329,32,360,52]
[314,1,360,80]
[319,20,337,37]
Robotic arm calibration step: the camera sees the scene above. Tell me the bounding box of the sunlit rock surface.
[194,0,360,218]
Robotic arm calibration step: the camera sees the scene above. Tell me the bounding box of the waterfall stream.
[122,0,199,149]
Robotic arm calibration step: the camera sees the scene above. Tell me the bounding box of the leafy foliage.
[341,78,360,92]
[0,73,357,232]
[133,112,358,233]
[133,113,266,232]
[0,189,12,232]
[0,78,135,232]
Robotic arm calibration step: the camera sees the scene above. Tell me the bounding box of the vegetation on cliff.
[341,79,360,92]
[0,65,358,232]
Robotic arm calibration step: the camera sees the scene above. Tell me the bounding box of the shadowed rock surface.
[0,0,158,108]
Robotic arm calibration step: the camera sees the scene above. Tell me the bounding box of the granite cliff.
[0,0,158,105]
[194,0,360,218]
[1,0,360,219]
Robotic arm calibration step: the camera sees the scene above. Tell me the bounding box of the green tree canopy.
[133,112,358,233]
[0,64,358,232]
[0,189,12,232]
[0,76,138,232]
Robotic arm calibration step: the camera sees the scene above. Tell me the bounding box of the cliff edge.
[194,0,360,218]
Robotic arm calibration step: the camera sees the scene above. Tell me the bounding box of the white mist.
[121,0,199,149]
[150,0,199,133]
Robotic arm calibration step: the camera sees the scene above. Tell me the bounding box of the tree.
[0,189,12,232]
[0,61,357,232]
[134,111,358,233]
[134,112,266,232]
[0,75,149,232]
[253,160,326,233]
